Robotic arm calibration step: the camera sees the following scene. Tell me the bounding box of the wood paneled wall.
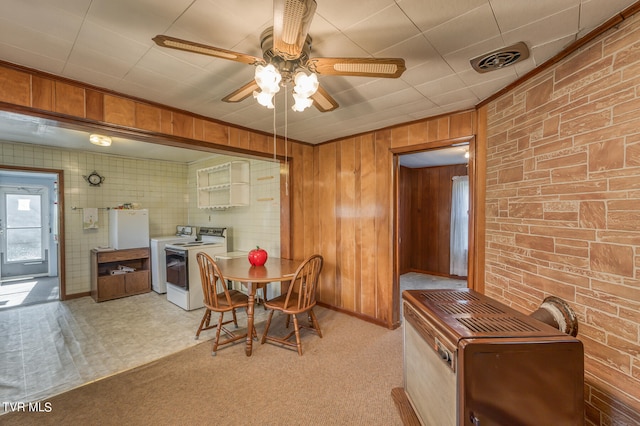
[314,114,476,327]
[0,60,475,328]
[399,164,468,276]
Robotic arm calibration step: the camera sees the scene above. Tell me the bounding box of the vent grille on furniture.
[436,302,505,316]
[457,316,539,334]
[419,291,480,303]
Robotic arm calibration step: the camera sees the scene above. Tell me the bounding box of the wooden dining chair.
[260,254,323,355]
[195,252,256,356]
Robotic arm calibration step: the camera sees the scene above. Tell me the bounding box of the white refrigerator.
[109,209,150,249]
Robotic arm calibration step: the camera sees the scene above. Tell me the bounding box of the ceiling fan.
[153,0,406,112]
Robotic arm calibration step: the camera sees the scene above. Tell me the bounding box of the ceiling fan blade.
[273,0,317,60]
[153,35,263,65]
[308,57,406,78]
[222,80,260,103]
[310,85,339,112]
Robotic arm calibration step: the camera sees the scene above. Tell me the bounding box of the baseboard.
[391,387,421,425]
[404,268,467,281]
[63,291,90,300]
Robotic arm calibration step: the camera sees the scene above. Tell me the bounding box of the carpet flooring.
[0,272,462,424]
[1,306,404,426]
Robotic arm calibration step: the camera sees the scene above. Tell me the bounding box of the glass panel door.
[1,187,49,279]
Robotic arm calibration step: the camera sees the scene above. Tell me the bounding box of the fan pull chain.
[284,83,289,197]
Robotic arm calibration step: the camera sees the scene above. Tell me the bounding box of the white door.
[0,186,50,279]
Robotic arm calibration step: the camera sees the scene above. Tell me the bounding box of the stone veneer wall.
[483,13,640,425]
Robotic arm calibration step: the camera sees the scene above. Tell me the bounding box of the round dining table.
[214,257,300,356]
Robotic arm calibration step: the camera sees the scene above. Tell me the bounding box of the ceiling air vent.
[470,41,529,73]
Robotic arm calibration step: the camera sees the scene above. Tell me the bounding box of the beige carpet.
[2,307,404,425]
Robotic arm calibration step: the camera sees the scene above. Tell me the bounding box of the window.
[5,193,44,262]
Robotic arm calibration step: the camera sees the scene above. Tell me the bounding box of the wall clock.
[84,171,105,187]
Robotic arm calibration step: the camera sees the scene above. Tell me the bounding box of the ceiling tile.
[342,4,421,55]
[315,0,397,30]
[0,41,66,75]
[0,0,87,40]
[378,34,440,70]
[490,0,579,32]
[0,0,635,148]
[168,0,270,51]
[424,3,500,56]
[86,0,194,44]
[401,57,453,86]
[398,0,488,33]
[0,18,75,65]
[579,0,638,34]
[501,6,580,47]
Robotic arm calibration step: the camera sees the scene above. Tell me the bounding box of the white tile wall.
[1,140,280,296]
[188,155,281,256]
[1,140,190,294]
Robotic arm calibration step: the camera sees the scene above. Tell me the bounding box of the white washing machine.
[149,226,196,294]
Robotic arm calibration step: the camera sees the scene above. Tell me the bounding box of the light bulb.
[255,64,281,93]
[253,90,275,109]
[293,71,319,98]
[292,92,314,112]
[89,134,111,146]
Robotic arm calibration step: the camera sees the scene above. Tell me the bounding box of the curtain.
[450,176,469,276]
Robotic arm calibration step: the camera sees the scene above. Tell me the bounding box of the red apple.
[248,246,268,266]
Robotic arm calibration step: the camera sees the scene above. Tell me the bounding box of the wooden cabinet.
[196,160,250,209]
[91,247,150,302]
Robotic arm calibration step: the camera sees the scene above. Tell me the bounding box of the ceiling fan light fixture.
[253,90,276,109]
[89,134,111,147]
[273,0,317,60]
[255,64,282,93]
[293,71,318,98]
[292,92,314,111]
[291,70,318,111]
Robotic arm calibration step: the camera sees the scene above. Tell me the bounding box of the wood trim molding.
[472,108,487,293]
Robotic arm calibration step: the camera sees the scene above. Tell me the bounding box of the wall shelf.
[196,160,250,209]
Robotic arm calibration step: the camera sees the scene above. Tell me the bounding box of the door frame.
[391,135,477,326]
[0,165,65,300]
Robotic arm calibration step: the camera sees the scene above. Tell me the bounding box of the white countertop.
[214,251,248,259]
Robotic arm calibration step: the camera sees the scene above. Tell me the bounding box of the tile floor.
[398,272,467,320]
[0,291,270,414]
[0,277,59,310]
[399,272,467,293]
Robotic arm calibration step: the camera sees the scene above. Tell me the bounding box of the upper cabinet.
[196,160,250,209]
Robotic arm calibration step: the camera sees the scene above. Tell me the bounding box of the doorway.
[392,137,476,324]
[0,168,62,309]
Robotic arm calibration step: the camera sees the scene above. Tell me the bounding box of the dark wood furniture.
[215,256,300,356]
[195,252,255,356]
[90,247,150,302]
[261,254,324,356]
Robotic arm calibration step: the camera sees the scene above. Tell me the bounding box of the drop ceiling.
[0,0,637,163]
